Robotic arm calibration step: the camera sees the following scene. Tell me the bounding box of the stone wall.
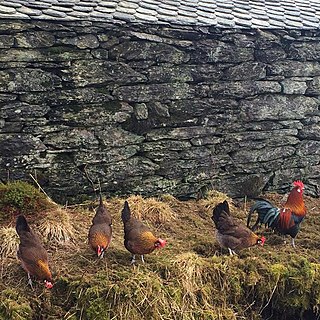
[0,20,319,202]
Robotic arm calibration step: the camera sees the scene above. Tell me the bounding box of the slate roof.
[0,0,320,29]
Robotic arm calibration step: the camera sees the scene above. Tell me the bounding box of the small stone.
[134,103,149,120]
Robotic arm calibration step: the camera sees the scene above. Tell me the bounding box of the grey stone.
[109,41,190,64]
[222,62,266,80]
[299,124,320,140]
[134,103,149,120]
[95,127,144,147]
[114,83,193,102]
[21,88,113,106]
[67,60,147,86]
[75,34,99,49]
[0,69,62,92]
[281,79,308,94]
[15,31,55,48]
[0,35,14,48]
[288,42,320,61]
[0,134,46,156]
[240,95,319,121]
[0,102,50,119]
[194,39,254,63]
[209,81,281,98]
[306,76,320,96]
[43,128,99,149]
[269,61,320,77]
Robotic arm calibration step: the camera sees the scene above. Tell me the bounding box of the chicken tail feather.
[16,215,31,236]
[211,200,230,226]
[121,201,131,223]
[248,200,280,228]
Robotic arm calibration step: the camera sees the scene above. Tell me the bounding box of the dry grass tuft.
[199,189,234,216]
[38,207,74,244]
[173,252,208,305]
[0,227,19,258]
[124,195,176,224]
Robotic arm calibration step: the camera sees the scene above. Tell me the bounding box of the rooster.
[212,200,266,255]
[121,200,166,264]
[247,180,306,248]
[88,194,112,259]
[16,215,53,289]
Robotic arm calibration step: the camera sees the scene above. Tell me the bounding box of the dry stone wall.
[0,20,319,202]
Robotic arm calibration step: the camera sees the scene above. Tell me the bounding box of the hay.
[124,195,176,225]
[199,189,233,212]
[38,207,74,244]
[0,227,19,259]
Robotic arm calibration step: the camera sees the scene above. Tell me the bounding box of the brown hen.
[88,194,112,258]
[212,200,265,255]
[121,200,166,264]
[16,215,53,289]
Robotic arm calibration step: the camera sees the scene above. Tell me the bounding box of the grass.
[38,207,75,244]
[0,183,320,319]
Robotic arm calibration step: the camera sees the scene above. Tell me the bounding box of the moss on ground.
[0,181,55,224]
[0,187,319,319]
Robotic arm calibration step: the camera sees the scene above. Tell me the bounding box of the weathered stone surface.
[222,62,266,80]
[232,145,296,163]
[15,31,55,47]
[0,21,319,201]
[209,81,281,98]
[0,134,46,155]
[68,60,147,86]
[114,83,193,102]
[281,79,308,94]
[0,34,14,48]
[47,101,133,125]
[297,140,320,156]
[134,103,148,120]
[269,61,320,77]
[146,126,218,141]
[0,102,50,119]
[306,76,320,96]
[193,39,254,63]
[75,34,99,49]
[95,127,144,147]
[0,93,17,102]
[240,95,319,121]
[288,42,320,61]
[21,88,112,105]
[74,145,139,165]
[256,46,286,63]
[0,47,92,62]
[43,128,98,149]
[0,69,62,92]
[109,41,190,63]
[299,125,320,141]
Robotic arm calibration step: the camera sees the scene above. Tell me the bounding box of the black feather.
[121,201,131,223]
[212,200,230,226]
[16,215,30,235]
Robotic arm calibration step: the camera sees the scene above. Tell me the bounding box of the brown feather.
[122,201,160,256]
[88,196,112,255]
[212,201,264,252]
[16,215,52,282]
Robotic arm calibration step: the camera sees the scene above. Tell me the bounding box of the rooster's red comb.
[293,180,304,189]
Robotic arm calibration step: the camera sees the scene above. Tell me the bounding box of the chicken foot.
[27,273,34,290]
[228,248,237,256]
